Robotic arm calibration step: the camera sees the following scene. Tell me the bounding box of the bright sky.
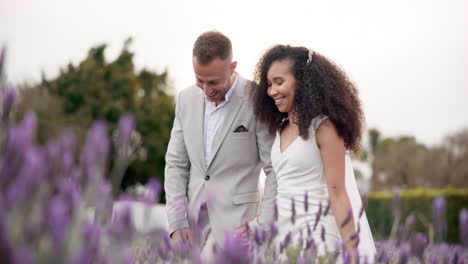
[1,0,467,145]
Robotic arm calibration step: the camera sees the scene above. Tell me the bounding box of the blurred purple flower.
[141,178,162,205]
[432,195,447,242]
[71,220,102,264]
[14,246,35,264]
[117,112,135,148]
[214,231,252,264]
[343,251,351,264]
[109,205,134,242]
[81,120,110,178]
[268,221,278,245]
[1,86,16,123]
[320,225,326,242]
[274,200,278,221]
[254,227,266,246]
[291,197,296,225]
[59,178,80,211]
[20,112,38,143]
[410,232,427,260]
[304,191,308,212]
[399,245,410,264]
[340,209,352,229]
[313,201,322,231]
[46,195,71,246]
[323,199,331,216]
[5,146,45,206]
[459,209,468,247]
[305,237,315,249]
[283,231,291,249]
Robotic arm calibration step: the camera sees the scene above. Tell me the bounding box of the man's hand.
[171,227,193,246]
[234,222,253,248]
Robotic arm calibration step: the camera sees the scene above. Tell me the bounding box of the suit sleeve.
[164,92,191,235]
[251,119,278,229]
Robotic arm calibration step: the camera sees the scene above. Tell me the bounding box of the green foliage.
[366,127,468,190]
[13,38,175,194]
[367,187,468,243]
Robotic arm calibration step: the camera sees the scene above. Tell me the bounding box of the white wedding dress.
[271,116,376,261]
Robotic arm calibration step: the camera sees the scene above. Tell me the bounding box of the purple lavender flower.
[313,201,323,231]
[298,229,303,248]
[46,195,71,246]
[432,195,447,242]
[14,246,35,264]
[59,178,80,211]
[20,112,38,143]
[321,225,325,242]
[5,146,45,206]
[340,209,353,229]
[410,232,427,260]
[283,231,291,248]
[1,86,16,123]
[399,245,410,264]
[141,178,161,204]
[274,200,278,221]
[459,209,468,247]
[323,199,331,216]
[214,231,252,264]
[304,191,308,212]
[268,221,278,245]
[109,205,134,242]
[343,251,351,264]
[291,197,296,225]
[254,227,266,246]
[117,112,135,148]
[305,237,315,249]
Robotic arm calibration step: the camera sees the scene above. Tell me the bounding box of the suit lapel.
[207,77,246,170]
[193,90,207,171]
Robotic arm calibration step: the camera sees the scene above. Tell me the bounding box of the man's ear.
[230,61,237,73]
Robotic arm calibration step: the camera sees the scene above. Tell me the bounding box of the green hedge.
[366,187,468,244]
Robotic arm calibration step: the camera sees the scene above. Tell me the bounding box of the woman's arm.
[316,119,357,252]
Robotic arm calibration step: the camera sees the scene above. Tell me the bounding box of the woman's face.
[266,59,297,115]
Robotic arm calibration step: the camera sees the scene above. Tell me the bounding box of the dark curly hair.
[251,45,364,152]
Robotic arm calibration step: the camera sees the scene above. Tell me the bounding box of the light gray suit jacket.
[164,74,277,245]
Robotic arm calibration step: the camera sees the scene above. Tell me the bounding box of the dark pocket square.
[233,125,248,133]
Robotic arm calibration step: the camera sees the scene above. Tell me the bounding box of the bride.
[250,45,376,261]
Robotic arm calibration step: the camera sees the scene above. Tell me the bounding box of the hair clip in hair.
[307,50,314,65]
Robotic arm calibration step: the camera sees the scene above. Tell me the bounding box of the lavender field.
[1,47,468,264]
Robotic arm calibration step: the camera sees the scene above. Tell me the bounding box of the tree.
[13,39,175,195]
[368,128,468,191]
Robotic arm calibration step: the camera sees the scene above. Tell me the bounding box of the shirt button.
[205,175,210,181]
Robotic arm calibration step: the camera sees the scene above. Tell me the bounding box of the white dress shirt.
[203,73,238,166]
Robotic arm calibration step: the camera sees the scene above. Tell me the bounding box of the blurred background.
[1,0,467,243]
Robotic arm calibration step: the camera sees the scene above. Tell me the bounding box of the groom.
[164,31,277,252]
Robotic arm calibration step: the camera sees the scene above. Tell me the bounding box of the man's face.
[193,57,237,105]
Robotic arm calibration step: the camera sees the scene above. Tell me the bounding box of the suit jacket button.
[205,175,210,181]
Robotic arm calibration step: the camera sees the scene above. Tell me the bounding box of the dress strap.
[311,115,328,131]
